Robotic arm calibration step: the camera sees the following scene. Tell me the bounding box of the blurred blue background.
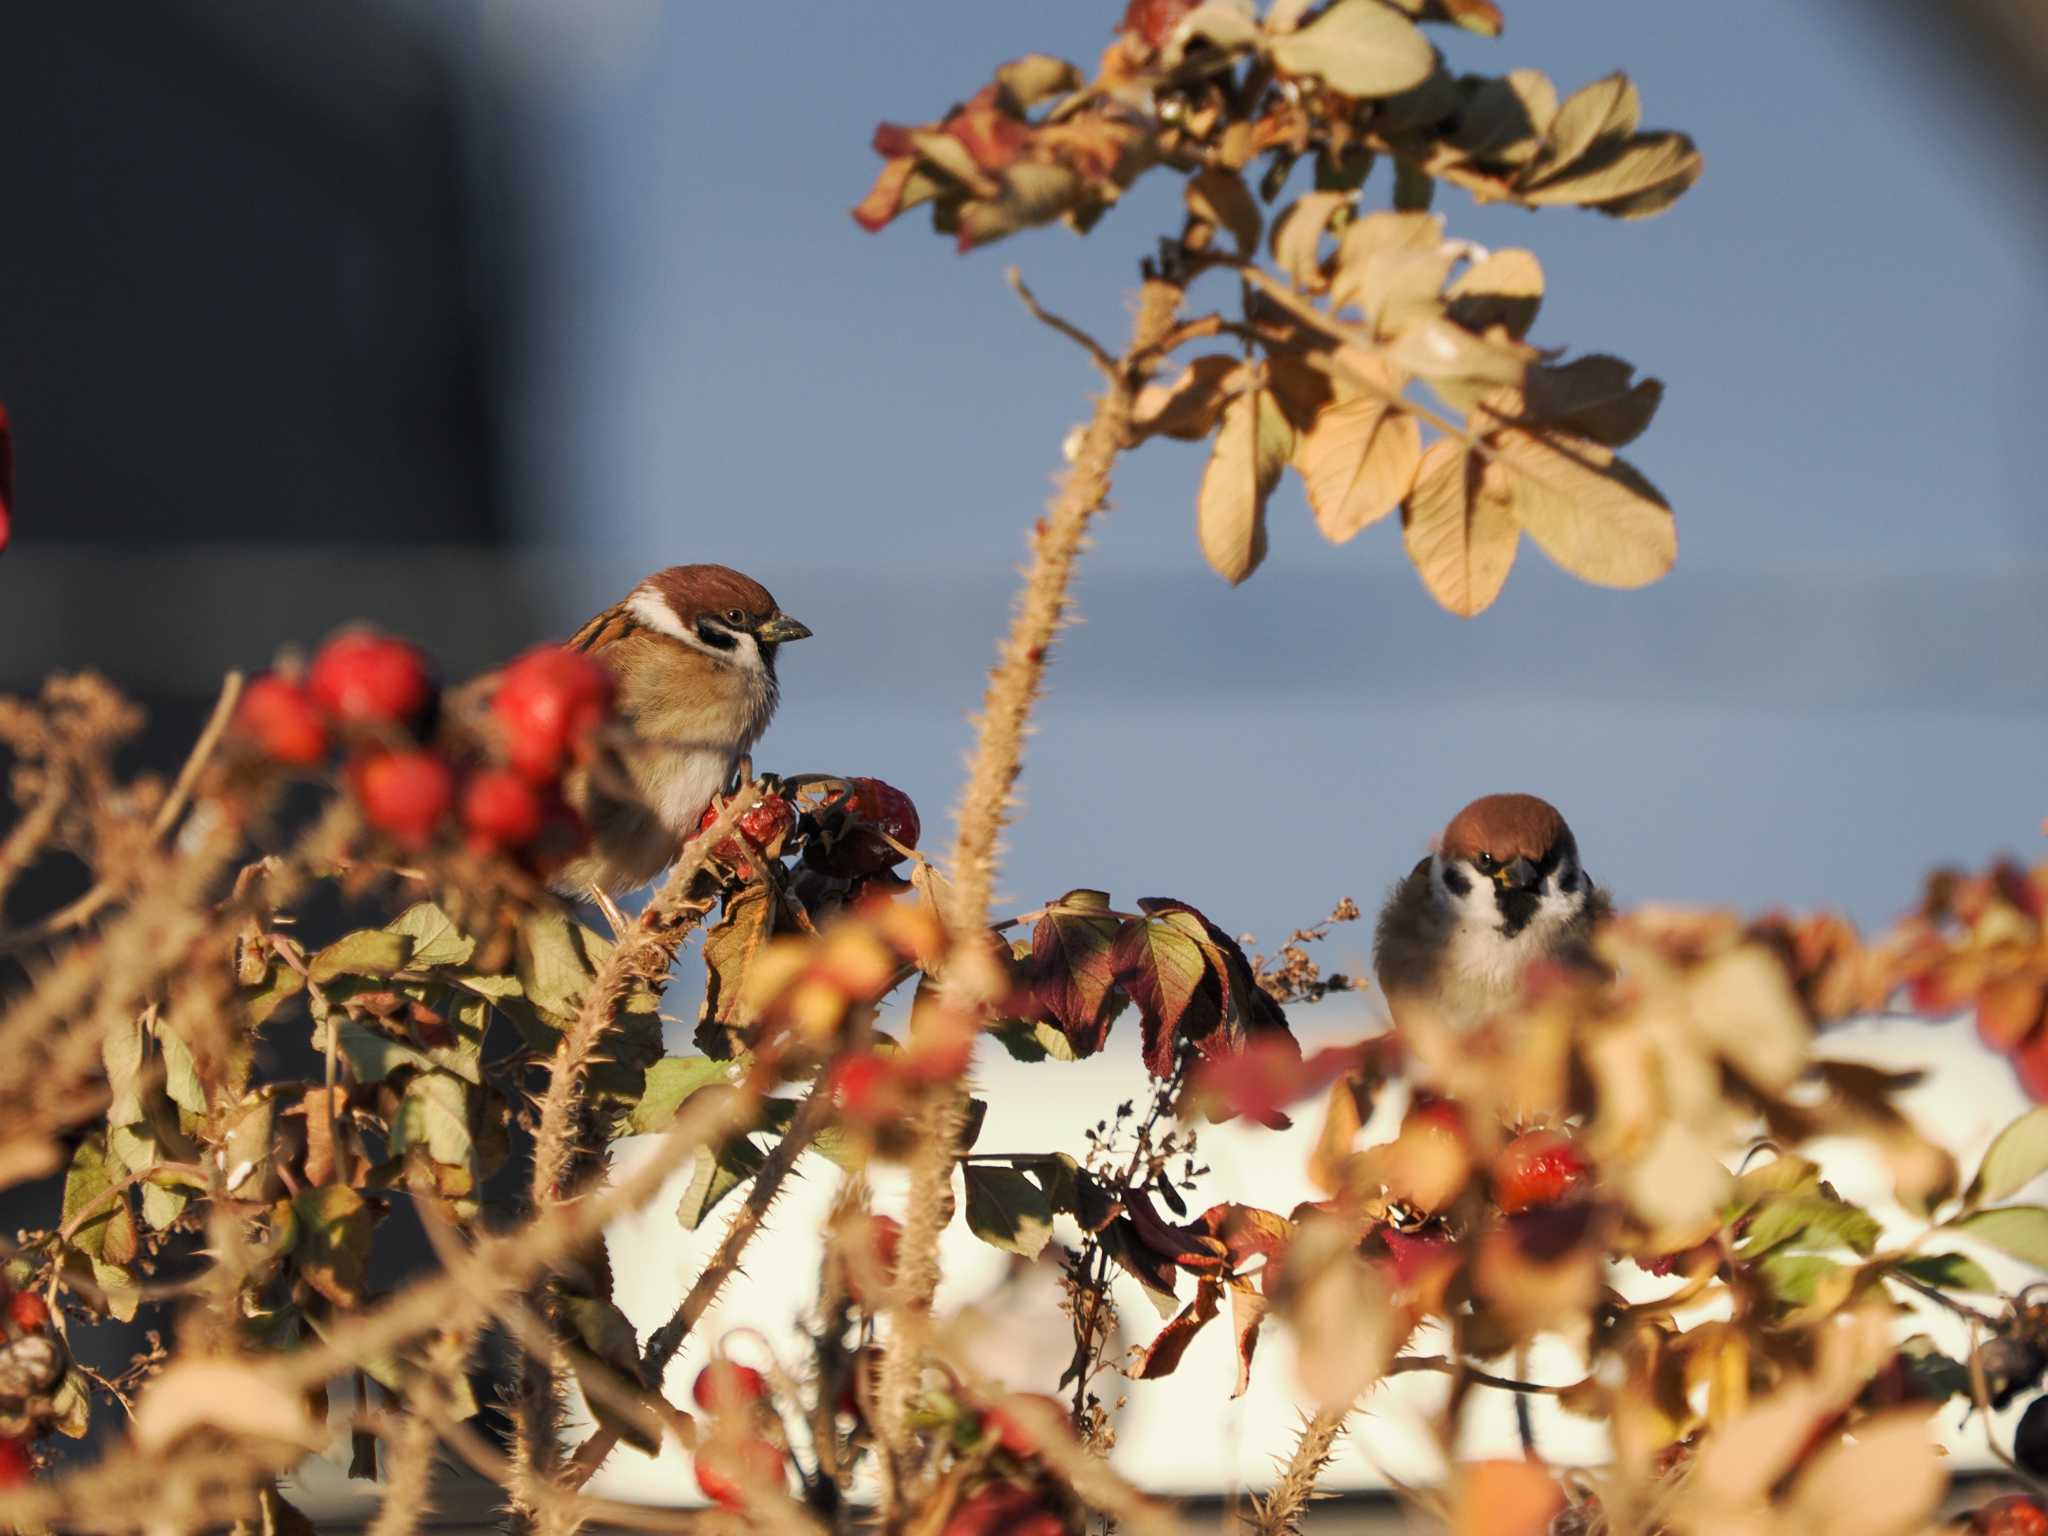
[2,0,2043,961]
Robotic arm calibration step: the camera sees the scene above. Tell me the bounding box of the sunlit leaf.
[1030,890,1127,1055]
[1297,386,1421,543]
[385,902,476,970]
[1130,356,1243,443]
[1534,73,1640,179]
[292,1184,374,1308]
[1133,1278,1221,1380]
[1492,425,1674,589]
[677,1137,765,1231]
[1186,167,1261,255]
[1891,1252,1996,1295]
[309,930,411,985]
[389,1070,473,1168]
[626,1055,737,1136]
[1401,440,1518,616]
[1268,190,1353,292]
[1266,0,1436,101]
[1950,1205,2048,1270]
[1967,1106,2048,1208]
[1195,387,1290,585]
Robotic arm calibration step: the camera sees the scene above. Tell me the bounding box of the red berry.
[691,1360,768,1415]
[982,1394,1069,1460]
[352,750,456,849]
[845,1214,902,1309]
[693,1436,784,1508]
[1403,1092,1468,1138]
[7,1292,49,1333]
[461,767,546,853]
[308,631,432,728]
[0,1436,28,1489]
[827,1054,901,1125]
[492,647,613,784]
[232,675,329,765]
[695,793,795,875]
[1974,1496,2048,1536]
[1492,1129,1592,1215]
[944,1482,1067,1536]
[829,778,921,877]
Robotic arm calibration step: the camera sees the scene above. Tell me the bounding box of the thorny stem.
[561,1082,834,1489]
[1249,1408,1348,1536]
[878,274,1187,1504]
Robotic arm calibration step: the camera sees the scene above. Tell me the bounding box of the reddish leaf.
[1099,1216,1181,1305]
[1134,1278,1222,1380]
[1030,889,1127,1054]
[1125,1185,1229,1276]
[1205,1203,1295,1275]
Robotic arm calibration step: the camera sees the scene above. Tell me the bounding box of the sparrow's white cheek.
[628,589,692,641]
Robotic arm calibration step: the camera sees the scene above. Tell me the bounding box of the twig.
[1385,1354,1567,1395]
[0,670,244,957]
[1007,267,1117,376]
[564,1081,834,1488]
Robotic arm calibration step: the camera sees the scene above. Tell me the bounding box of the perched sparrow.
[1373,793,1609,1031]
[551,564,811,896]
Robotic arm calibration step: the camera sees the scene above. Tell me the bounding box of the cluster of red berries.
[0,1282,53,1489]
[694,791,796,881]
[235,633,613,869]
[811,777,922,881]
[687,1359,786,1509]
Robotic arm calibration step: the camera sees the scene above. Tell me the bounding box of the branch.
[879,275,1189,1502]
[562,1081,834,1489]
[1249,1408,1348,1536]
[1007,267,1116,376]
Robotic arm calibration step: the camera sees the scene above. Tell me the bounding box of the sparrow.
[1372,793,1609,1032]
[550,564,811,896]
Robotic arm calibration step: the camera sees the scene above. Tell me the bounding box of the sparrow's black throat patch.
[1496,887,1541,936]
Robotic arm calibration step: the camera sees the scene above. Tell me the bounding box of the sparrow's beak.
[1496,856,1540,892]
[753,613,813,644]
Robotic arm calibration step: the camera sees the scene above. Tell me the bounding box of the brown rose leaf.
[1401,440,1519,616]
[1492,426,1674,589]
[1195,387,1290,585]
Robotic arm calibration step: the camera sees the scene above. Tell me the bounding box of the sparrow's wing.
[1371,858,1443,999]
[566,603,641,655]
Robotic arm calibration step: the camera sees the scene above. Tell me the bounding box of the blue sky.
[446,0,2048,955]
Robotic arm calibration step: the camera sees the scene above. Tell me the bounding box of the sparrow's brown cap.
[1439,793,1568,863]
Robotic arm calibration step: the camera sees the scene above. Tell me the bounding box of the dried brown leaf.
[1492,427,1674,589]
[1524,355,1663,446]
[1524,132,1703,213]
[1266,0,1436,100]
[1196,387,1291,585]
[1401,440,1518,616]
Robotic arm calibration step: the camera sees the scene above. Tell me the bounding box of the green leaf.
[49,1367,92,1438]
[109,1121,188,1231]
[386,902,476,970]
[243,963,307,1027]
[1739,1194,1882,1259]
[1754,1251,1840,1307]
[559,1293,658,1454]
[156,1020,207,1116]
[1892,1252,1997,1295]
[698,884,776,1054]
[1968,1107,2048,1208]
[1950,1205,2048,1270]
[331,1019,436,1083]
[1266,0,1435,101]
[389,1071,474,1168]
[677,1137,766,1231]
[516,910,599,1022]
[292,1184,374,1307]
[62,1132,138,1265]
[104,1017,145,1124]
[310,929,412,985]
[625,1056,736,1136]
[962,1164,1054,1259]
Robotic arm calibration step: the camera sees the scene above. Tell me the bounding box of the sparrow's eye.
[724,607,746,626]
[1474,852,1499,875]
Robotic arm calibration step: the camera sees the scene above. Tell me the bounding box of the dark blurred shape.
[1866,3,2048,190]
[0,0,502,555]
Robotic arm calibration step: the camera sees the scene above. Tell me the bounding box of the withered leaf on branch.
[1401,440,1519,616]
[1130,356,1242,443]
[1522,354,1663,447]
[1185,166,1262,256]
[698,883,777,1057]
[1132,1277,1222,1381]
[1196,386,1291,585]
[1111,899,1294,1077]
[291,1184,374,1308]
[1268,190,1354,292]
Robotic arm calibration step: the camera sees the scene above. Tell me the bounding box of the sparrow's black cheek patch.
[694,619,739,652]
[1442,865,1472,897]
